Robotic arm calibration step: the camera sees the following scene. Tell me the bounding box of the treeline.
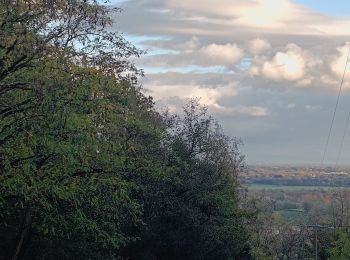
[245,177,350,187]
[0,1,252,259]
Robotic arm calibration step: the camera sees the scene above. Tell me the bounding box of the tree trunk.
[11,208,33,260]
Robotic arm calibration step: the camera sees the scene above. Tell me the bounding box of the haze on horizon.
[111,0,350,165]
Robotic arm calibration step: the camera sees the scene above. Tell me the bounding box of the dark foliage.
[0,1,252,259]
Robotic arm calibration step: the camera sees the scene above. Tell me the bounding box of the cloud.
[180,36,200,53]
[138,38,244,68]
[223,105,270,117]
[117,0,350,92]
[116,0,350,37]
[165,0,304,29]
[249,43,327,88]
[114,0,350,164]
[233,0,301,28]
[197,43,244,66]
[142,71,238,86]
[260,44,306,81]
[330,43,350,78]
[248,38,271,55]
[148,83,237,108]
[145,79,269,117]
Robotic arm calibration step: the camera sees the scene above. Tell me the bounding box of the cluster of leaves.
[329,230,350,259]
[0,1,251,259]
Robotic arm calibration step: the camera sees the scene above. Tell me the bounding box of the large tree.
[0,1,252,259]
[0,1,149,259]
[128,100,252,259]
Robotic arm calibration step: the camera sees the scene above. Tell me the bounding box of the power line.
[321,44,350,164]
[335,111,350,167]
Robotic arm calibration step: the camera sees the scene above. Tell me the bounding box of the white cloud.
[310,20,350,36]
[197,43,244,66]
[249,43,324,87]
[139,39,244,68]
[118,0,350,38]
[148,83,237,108]
[234,0,301,28]
[147,83,268,117]
[330,43,350,79]
[165,0,303,29]
[249,38,271,55]
[261,44,306,81]
[179,36,200,53]
[118,0,350,93]
[115,0,350,164]
[296,77,313,87]
[226,105,270,117]
[165,0,247,18]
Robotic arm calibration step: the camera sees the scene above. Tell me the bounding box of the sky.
[108,0,350,165]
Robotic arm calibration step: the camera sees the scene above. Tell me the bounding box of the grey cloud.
[111,0,350,164]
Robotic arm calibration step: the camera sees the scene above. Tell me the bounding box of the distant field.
[244,184,343,191]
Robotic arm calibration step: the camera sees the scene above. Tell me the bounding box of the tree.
[329,230,350,260]
[0,1,148,259]
[128,99,252,259]
[1,1,253,259]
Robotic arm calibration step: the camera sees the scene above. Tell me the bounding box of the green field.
[244,184,342,191]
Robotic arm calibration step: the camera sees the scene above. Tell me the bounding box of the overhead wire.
[321,44,350,165]
[335,111,350,167]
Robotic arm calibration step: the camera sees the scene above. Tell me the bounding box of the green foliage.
[0,56,146,259]
[0,1,252,259]
[329,230,350,260]
[126,100,251,259]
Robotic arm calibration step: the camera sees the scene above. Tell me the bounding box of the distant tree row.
[0,1,251,259]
